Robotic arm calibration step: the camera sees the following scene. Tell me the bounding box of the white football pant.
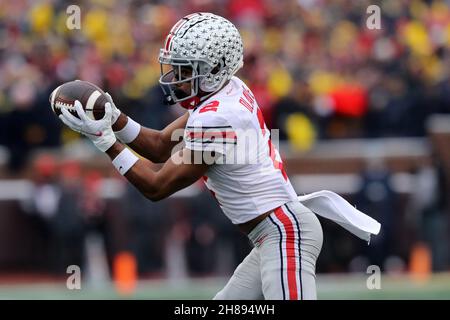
[214,200,323,300]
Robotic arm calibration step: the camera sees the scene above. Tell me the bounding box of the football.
[49,80,110,120]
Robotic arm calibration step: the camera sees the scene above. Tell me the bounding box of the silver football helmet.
[159,13,244,107]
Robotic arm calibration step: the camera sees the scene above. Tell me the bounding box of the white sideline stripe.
[0,173,416,202]
[0,179,129,201]
[292,174,362,195]
[0,180,33,200]
[281,138,430,159]
[85,90,101,119]
[427,114,450,133]
[290,173,416,195]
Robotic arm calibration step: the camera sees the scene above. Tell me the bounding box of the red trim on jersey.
[188,131,237,140]
[268,139,275,163]
[268,140,288,181]
[280,162,288,181]
[257,107,266,136]
[275,206,299,300]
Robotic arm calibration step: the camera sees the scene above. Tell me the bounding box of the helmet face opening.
[159,53,207,105]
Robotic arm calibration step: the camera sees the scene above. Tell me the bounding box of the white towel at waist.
[297,190,381,243]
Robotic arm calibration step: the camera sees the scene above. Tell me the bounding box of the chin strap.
[163,93,176,106]
[162,92,200,109]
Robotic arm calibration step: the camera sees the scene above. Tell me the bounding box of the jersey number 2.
[199,101,219,113]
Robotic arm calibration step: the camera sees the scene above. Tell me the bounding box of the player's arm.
[58,101,209,201]
[106,141,209,201]
[112,112,188,163]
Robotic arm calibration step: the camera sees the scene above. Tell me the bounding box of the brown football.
[49,80,109,120]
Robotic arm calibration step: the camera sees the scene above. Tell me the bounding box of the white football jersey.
[184,77,298,224]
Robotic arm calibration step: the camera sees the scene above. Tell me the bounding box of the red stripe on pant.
[275,206,299,300]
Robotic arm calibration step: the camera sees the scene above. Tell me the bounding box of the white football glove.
[59,100,117,152]
[105,92,121,125]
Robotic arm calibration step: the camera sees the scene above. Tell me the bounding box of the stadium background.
[0,0,449,299]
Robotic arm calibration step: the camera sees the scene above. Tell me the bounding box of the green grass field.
[0,273,449,300]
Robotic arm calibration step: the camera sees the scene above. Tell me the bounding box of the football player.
[60,12,323,300]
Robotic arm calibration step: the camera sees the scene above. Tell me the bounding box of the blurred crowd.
[0,0,450,278]
[1,0,450,168]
